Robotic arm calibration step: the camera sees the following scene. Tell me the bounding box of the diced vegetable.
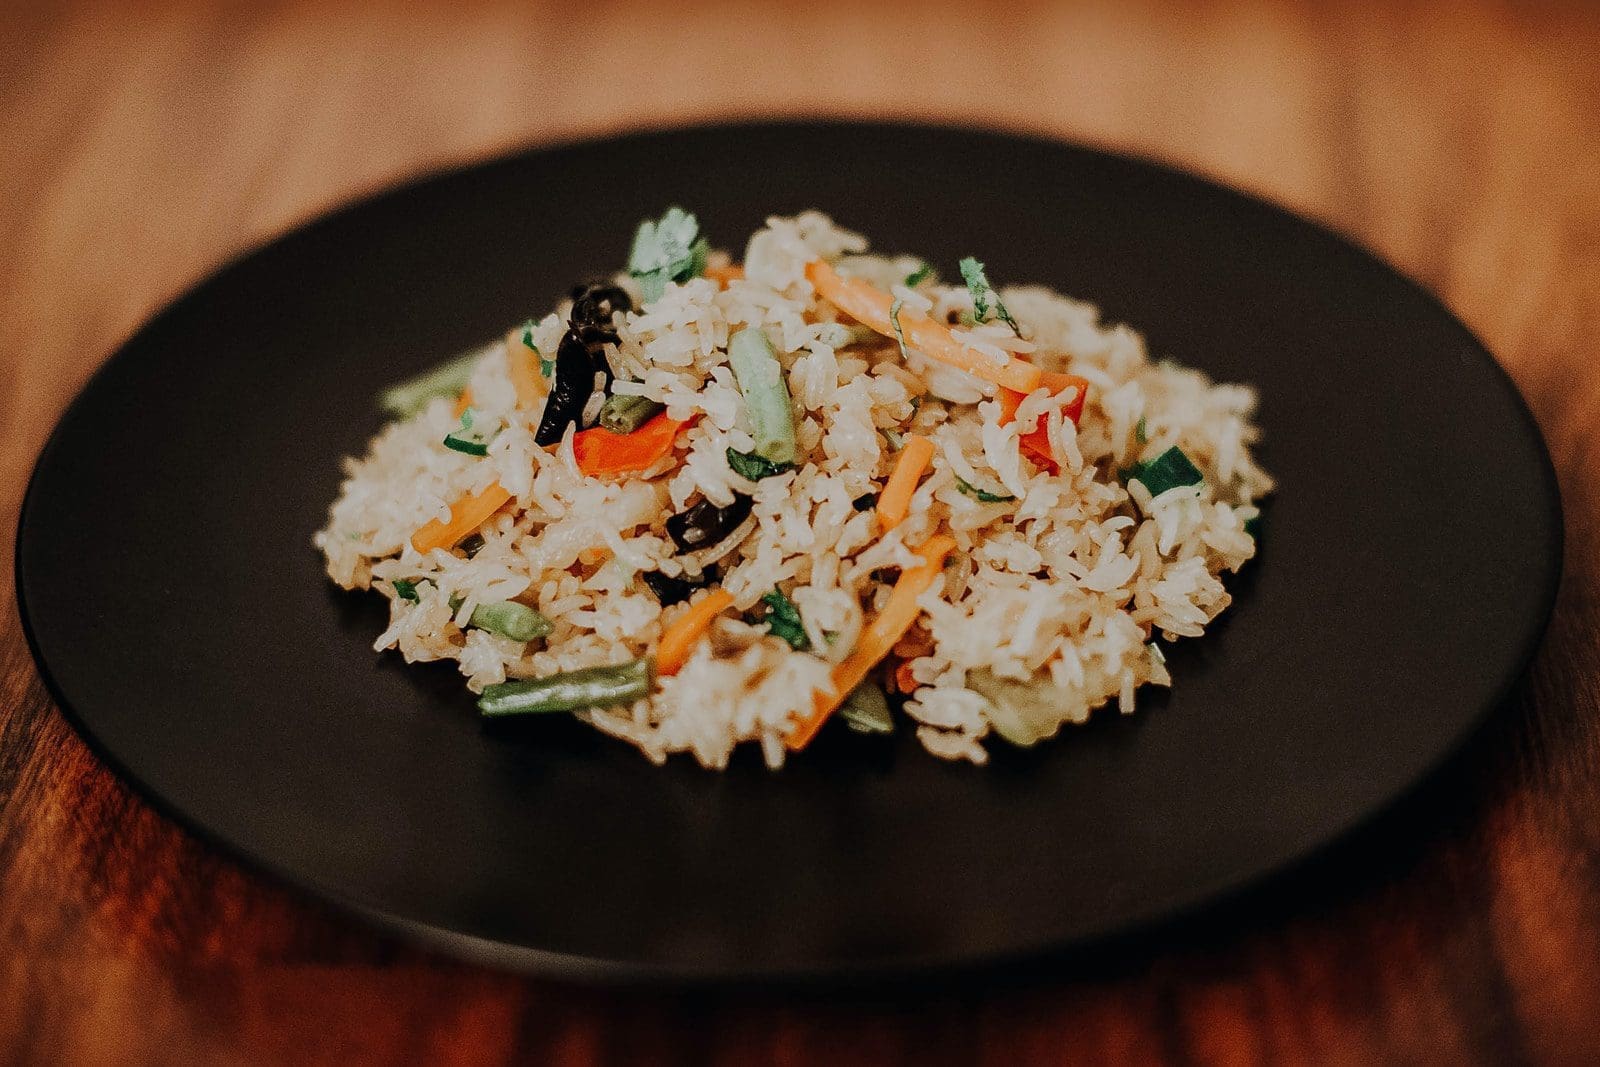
[666,494,754,553]
[657,589,735,675]
[726,327,798,467]
[997,371,1090,475]
[967,669,1084,747]
[955,476,1014,503]
[468,600,552,642]
[705,263,744,288]
[759,587,809,650]
[504,327,548,409]
[392,578,420,602]
[479,658,653,717]
[806,261,1042,392]
[458,533,486,558]
[628,207,709,302]
[1124,445,1203,497]
[958,256,1019,333]
[534,329,602,446]
[572,411,693,476]
[411,482,513,554]
[840,681,893,735]
[598,394,665,435]
[641,569,710,607]
[726,447,792,482]
[877,434,935,532]
[380,349,482,417]
[788,535,956,750]
[443,407,495,456]
[893,659,918,695]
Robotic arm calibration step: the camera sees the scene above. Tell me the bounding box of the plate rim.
[14,118,1565,986]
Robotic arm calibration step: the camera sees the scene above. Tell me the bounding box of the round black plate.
[17,122,1561,983]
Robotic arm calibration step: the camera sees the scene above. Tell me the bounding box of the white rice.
[315,212,1273,768]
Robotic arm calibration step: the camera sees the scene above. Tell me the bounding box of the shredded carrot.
[411,481,513,554]
[894,659,919,695]
[571,412,695,476]
[451,388,474,419]
[504,328,548,410]
[788,535,957,750]
[656,589,735,676]
[806,261,1042,392]
[876,434,935,532]
[704,263,744,288]
[997,371,1089,474]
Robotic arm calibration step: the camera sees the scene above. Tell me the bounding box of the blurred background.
[3,1,1598,1062]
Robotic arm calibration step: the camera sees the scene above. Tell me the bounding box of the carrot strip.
[451,388,474,419]
[571,412,695,476]
[504,328,548,410]
[788,535,957,750]
[998,372,1089,475]
[411,481,513,554]
[876,434,935,532]
[704,263,744,288]
[656,588,735,676]
[806,261,1041,392]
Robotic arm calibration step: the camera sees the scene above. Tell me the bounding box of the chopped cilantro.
[628,207,709,302]
[760,587,810,650]
[726,447,793,481]
[903,262,935,287]
[955,476,1015,503]
[392,579,420,602]
[888,297,910,358]
[519,320,553,376]
[958,256,1019,333]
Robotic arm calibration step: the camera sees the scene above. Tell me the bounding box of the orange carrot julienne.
[504,328,548,410]
[876,434,935,533]
[411,481,513,554]
[656,588,735,676]
[451,388,474,419]
[571,412,696,476]
[788,535,957,750]
[806,261,1042,392]
[704,263,744,288]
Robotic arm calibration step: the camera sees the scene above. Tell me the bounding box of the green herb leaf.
[955,476,1015,503]
[1122,446,1204,497]
[958,256,1019,333]
[840,681,894,735]
[392,578,420,602]
[888,297,910,359]
[628,207,709,302]
[760,587,810,650]
[727,447,794,481]
[903,262,935,287]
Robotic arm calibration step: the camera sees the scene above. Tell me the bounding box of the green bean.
[468,600,552,642]
[840,681,894,735]
[378,348,485,417]
[726,327,797,467]
[598,393,665,434]
[478,658,653,717]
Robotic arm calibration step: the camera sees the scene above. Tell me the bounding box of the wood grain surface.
[3,1,1599,1062]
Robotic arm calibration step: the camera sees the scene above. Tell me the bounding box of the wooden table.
[3,1,1598,1062]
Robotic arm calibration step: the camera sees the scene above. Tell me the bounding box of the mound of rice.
[315,212,1272,768]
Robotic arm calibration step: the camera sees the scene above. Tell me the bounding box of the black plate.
[17,122,1561,983]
